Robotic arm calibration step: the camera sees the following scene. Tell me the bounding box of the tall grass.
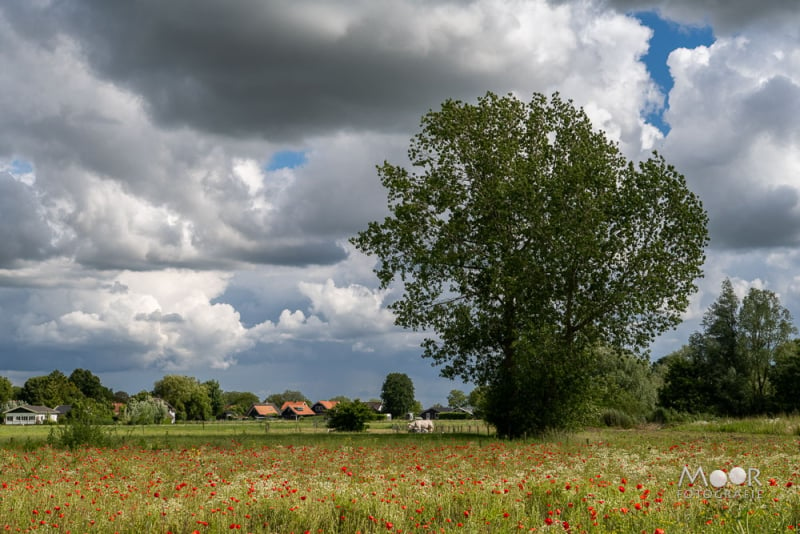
[0,428,798,532]
[672,414,800,435]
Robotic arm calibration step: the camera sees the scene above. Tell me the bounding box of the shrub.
[326,399,375,432]
[600,408,636,429]
[48,402,113,449]
[437,412,471,420]
[648,406,695,426]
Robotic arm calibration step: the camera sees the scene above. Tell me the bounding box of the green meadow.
[0,419,799,533]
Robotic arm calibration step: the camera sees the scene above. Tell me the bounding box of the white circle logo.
[729,467,747,485]
[709,470,728,488]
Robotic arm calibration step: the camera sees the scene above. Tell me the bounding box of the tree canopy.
[657,279,796,416]
[264,390,310,408]
[353,92,708,437]
[326,399,375,432]
[153,375,211,421]
[380,373,415,418]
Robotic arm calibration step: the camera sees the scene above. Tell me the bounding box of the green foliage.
[484,340,594,437]
[69,368,113,402]
[446,389,468,409]
[222,391,260,416]
[656,280,796,416]
[264,389,310,407]
[153,375,211,421]
[121,395,172,425]
[65,397,114,424]
[0,376,13,404]
[436,412,471,420]
[326,399,375,432]
[770,340,800,413]
[203,380,225,418]
[738,288,797,412]
[467,386,488,419]
[600,408,636,428]
[589,345,658,421]
[380,373,415,418]
[648,406,696,426]
[47,400,112,450]
[20,370,84,407]
[352,92,708,438]
[656,347,709,414]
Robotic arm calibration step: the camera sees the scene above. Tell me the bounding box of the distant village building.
[280,401,315,419]
[246,403,280,419]
[311,400,339,414]
[365,401,383,413]
[3,405,59,425]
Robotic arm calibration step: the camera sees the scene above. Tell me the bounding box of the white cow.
[407,419,435,433]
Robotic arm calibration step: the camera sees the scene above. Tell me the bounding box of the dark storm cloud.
[0,172,57,267]
[594,0,800,33]
[231,239,348,266]
[10,0,498,141]
[709,185,800,250]
[740,76,800,144]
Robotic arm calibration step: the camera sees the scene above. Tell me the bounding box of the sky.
[0,0,799,408]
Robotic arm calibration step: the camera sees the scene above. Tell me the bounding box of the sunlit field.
[1,421,799,533]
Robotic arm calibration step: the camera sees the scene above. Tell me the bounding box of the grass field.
[0,420,799,533]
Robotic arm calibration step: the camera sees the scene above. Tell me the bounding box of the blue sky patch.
[8,158,34,175]
[633,11,714,135]
[266,150,307,171]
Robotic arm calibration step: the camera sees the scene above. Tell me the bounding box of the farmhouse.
[419,405,473,420]
[280,401,315,419]
[3,405,59,425]
[311,400,339,414]
[246,403,280,419]
[419,406,449,420]
[365,401,383,413]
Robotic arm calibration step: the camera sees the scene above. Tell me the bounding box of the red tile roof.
[248,403,279,417]
[281,402,314,416]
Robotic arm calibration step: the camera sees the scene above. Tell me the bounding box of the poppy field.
[0,427,799,533]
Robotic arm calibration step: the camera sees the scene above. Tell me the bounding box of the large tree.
[152,375,211,421]
[69,368,113,403]
[738,288,796,412]
[0,376,13,404]
[223,391,260,415]
[698,278,747,415]
[380,373,415,418]
[446,389,468,409]
[20,370,84,408]
[353,92,708,437]
[770,340,800,412]
[202,379,225,418]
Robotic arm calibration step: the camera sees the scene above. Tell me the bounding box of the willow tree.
[352,92,708,438]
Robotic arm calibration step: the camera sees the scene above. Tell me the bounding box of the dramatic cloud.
[663,30,800,250]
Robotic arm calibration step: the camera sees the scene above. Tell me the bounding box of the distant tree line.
[571,278,800,427]
[656,279,798,417]
[0,370,456,425]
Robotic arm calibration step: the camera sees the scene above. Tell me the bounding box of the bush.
[648,406,695,426]
[437,412,471,420]
[327,400,375,432]
[600,408,636,429]
[48,402,113,449]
